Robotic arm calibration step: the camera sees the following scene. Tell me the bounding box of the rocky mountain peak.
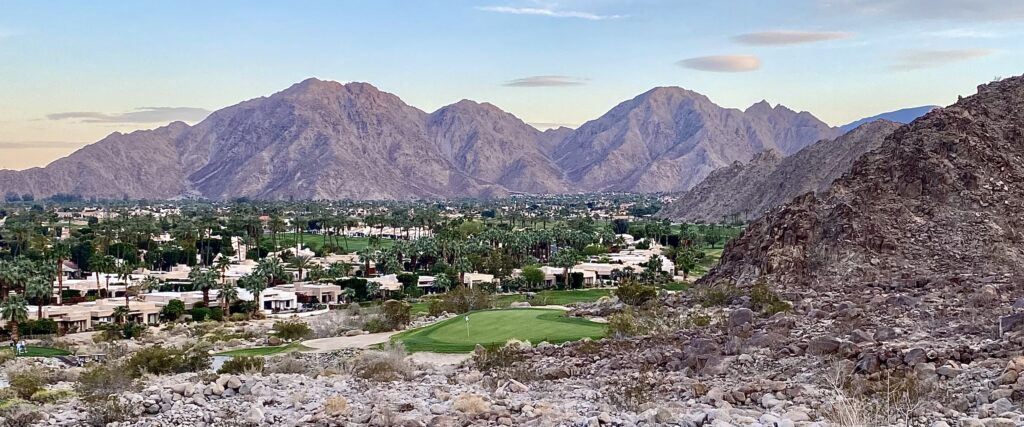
[701,73,1024,290]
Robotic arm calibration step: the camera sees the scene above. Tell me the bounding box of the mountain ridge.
[1,78,839,200]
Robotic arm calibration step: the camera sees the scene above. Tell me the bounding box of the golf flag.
[465,316,469,322]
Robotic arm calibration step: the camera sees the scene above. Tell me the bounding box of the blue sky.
[1,0,1022,169]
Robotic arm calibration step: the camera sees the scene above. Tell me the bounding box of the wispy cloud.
[477,6,622,20]
[0,140,86,150]
[923,28,998,38]
[733,30,853,45]
[891,48,995,70]
[504,75,588,87]
[46,107,210,124]
[824,0,1024,21]
[677,55,761,72]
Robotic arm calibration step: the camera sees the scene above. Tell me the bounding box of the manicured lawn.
[411,289,612,315]
[215,342,310,357]
[661,282,689,291]
[496,289,612,307]
[264,232,395,253]
[393,308,606,353]
[17,346,72,357]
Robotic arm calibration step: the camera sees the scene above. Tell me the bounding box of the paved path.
[301,331,399,352]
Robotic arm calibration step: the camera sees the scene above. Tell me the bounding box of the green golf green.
[392,308,605,353]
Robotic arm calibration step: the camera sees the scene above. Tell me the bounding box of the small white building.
[237,287,298,314]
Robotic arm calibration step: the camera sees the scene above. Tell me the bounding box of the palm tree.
[24,278,52,320]
[255,257,288,286]
[239,274,266,314]
[215,255,232,283]
[112,305,131,325]
[551,247,583,290]
[339,287,355,304]
[289,255,311,281]
[327,261,350,279]
[50,241,71,305]
[189,268,217,306]
[269,215,286,251]
[218,282,238,316]
[140,276,161,294]
[1,295,29,344]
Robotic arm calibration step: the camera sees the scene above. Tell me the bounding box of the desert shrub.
[161,299,186,321]
[382,300,411,329]
[606,306,682,338]
[323,395,350,416]
[94,321,147,342]
[472,342,536,381]
[29,388,75,403]
[427,286,494,316]
[606,308,645,338]
[750,278,791,315]
[0,348,15,365]
[272,320,312,341]
[229,312,250,322]
[614,281,658,306]
[684,310,713,328]
[694,281,742,307]
[6,368,48,399]
[18,319,58,336]
[218,356,264,374]
[608,365,660,411]
[823,364,933,426]
[191,307,211,322]
[0,403,42,427]
[362,316,391,333]
[307,310,352,338]
[453,393,491,417]
[208,309,224,321]
[124,344,210,377]
[347,341,410,382]
[266,354,310,375]
[83,396,136,427]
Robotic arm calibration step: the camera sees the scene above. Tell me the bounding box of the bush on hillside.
[427,286,494,316]
[217,356,264,374]
[272,320,312,341]
[613,282,658,306]
[382,300,411,330]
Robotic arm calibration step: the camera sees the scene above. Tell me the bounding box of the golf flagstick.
[465,315,470,338]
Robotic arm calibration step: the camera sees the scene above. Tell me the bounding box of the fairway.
[17,346,72,358]
[393,308,605,353]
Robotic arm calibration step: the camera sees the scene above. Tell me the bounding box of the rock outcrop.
[701,75,1024,289]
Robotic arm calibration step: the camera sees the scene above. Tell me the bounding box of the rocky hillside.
[553,90,838,193]
[658,120,901,223]
[701,75,1024,289]
[0,79,837,200]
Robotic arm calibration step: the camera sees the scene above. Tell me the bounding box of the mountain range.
[1,78,906,201]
